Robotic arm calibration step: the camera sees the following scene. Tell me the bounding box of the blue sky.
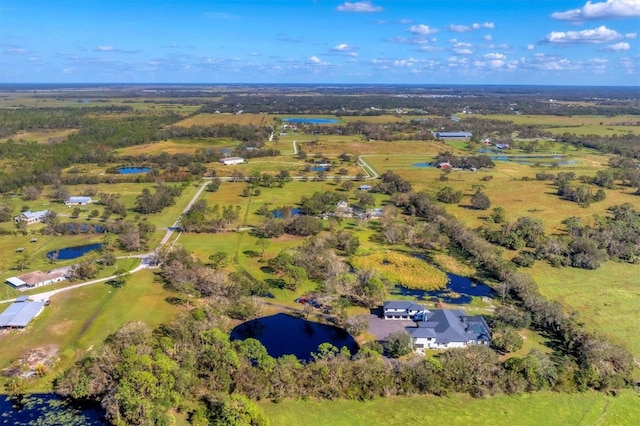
[1,0,638,85]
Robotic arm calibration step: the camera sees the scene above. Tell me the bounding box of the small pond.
[117,167,151,174]
[230,313,359,361]
[392,273,494,305]
[489,155,576,166]
[0,394,106,425]
[47,243,102,260]
[411,162,434,168]
[283,117,339,124]
[271,207,302,218]
[311,166,330,172]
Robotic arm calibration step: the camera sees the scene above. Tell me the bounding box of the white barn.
[219,157,245,166]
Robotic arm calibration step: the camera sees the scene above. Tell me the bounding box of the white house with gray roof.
[408,309,491,351]
[14,210,49,225]
[383,300,429,321]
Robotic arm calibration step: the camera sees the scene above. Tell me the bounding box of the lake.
[0,394,106,425]
[117,167,151,174]
[283,117,339,124]
[47,243,102,261]
[411,162,434,168]
[230,313,358,361]
[392,273,494,304]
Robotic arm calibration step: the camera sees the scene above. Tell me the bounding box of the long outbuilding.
[0,297,46,328]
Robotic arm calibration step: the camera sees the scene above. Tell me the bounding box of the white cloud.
[527,44,535,50]
[337,1,382,12]
[551,0,640,22]
[541,25,624,43]
[6,48,27,54]
[332,43,352,51]
[408,24,438,35]
[400,19,412,24]
[449,24,472,32]
[96,45,114,52]
[484,53,506,60]
[604,41,631,50]
[484,35,493,41]
[393,58,417,67]
[453,42,474,54]
[449,22,494,32]
[473,22,495,29]
[308,56,330,66]
[419,45,442,52]
[625,32,637,38]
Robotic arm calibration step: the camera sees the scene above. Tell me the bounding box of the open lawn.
[260,391,640,426]
[0,268,181,391]
[531,261,640,357]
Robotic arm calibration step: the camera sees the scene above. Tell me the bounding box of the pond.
[271,207,302,218]
[0,394,106,425]
[392,273,494,305]
[47,243,102,261]
[230,313,359,362]
[117,167,151,174]
[411,162,434,168]
[310,165,330,172]
[283,117,339,124]
[489,155,576,166]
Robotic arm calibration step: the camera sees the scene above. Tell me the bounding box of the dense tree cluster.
[372,170,412,195]
[434,151,495,170]
[134,184,183,214]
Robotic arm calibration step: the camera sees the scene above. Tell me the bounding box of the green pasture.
[0,268,181,391]
[363,153,637,234]
[260,391,640,426]
[466,113,640,127]
[531,261,640,357]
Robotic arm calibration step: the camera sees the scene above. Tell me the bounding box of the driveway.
[368,313,415,341]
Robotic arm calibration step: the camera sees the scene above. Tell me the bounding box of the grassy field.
[0,268,181,391]
[115,138,239,155]
[531,261,640,357]
[260,391,640,426]
[465,113,640,135]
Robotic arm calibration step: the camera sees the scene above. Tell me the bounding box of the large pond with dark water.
[231,313,358,361]
[46,243,102,261]
[392,273,494,304]
[0,394,106,425]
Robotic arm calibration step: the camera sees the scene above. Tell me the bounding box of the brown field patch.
[3,129,78,144]
[175,113,274,127]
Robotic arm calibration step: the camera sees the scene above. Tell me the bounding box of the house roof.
[66,196,92,203]
[16,270,67,286]
[435,131,473,138]
[21,210,49,220]
[383,300,427,312]
[0,300,45,327]
[408,309,491,344]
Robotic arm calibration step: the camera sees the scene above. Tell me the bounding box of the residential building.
[5,267,69,289]
[383,300,429,320]
[14,210,49,225]
[408,309,491,351]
